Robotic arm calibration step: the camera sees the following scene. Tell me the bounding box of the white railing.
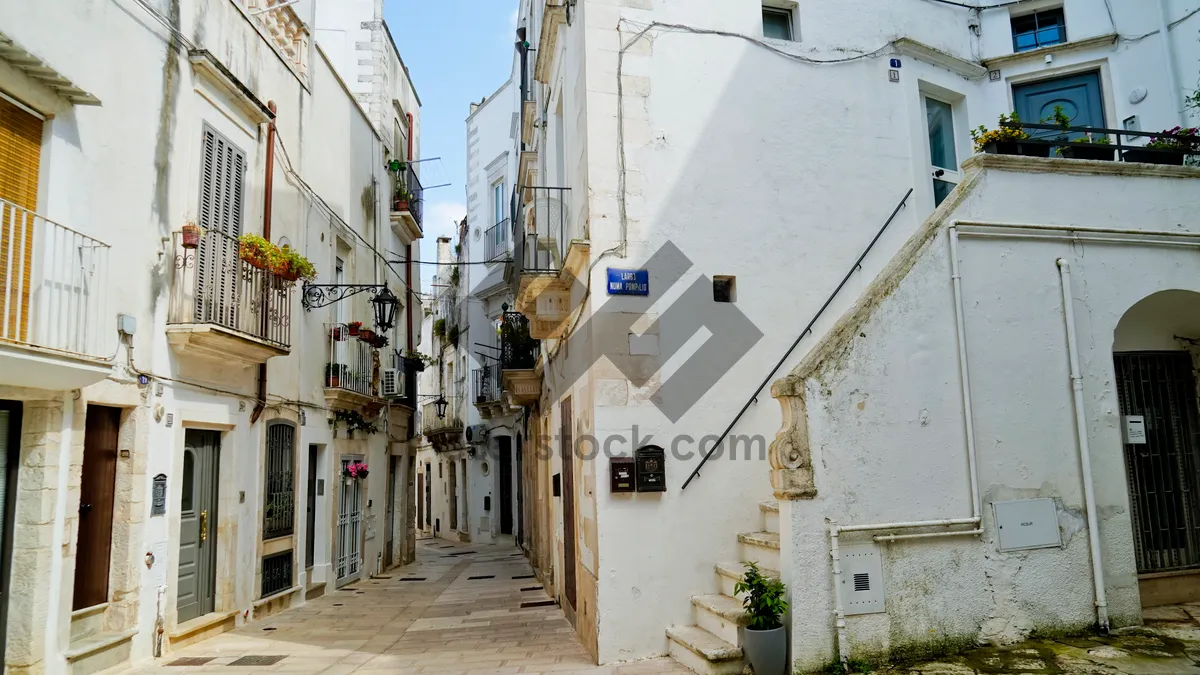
[325,323,378,398]
[0,199,111,358]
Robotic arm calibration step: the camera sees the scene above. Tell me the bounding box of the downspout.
[1056,258,1111,633]
[1157,0,1187,126]
[251,100,278,424]
[406,112,415,354]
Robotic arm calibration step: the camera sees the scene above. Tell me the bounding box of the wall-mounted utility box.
[993,498,1061,552]
[635,445,665,492]
[839,543,884,615]
[610,456,635,493]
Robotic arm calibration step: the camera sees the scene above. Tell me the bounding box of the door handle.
[200,510,209,543]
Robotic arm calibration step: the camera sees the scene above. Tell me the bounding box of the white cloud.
[417,200,466,289]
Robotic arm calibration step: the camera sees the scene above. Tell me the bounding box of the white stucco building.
[0,0,425,672]
[480,0,1200,672]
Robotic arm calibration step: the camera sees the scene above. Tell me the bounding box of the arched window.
[263,422,295,540]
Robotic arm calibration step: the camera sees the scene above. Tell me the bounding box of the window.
[762,7,793,41]
[1011,8,1065,52]
[924,96,960,207]
[263,422,295,539]
[713,276,736,303]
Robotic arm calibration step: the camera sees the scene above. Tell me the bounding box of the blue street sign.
[607,268,649,296]
[889,58,902,68]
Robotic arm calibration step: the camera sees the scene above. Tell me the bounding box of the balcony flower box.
[1123,148,1185,166]
[358,328,376,344]
[1124,127,1198,166]
[1058,144,1115,161]
[980,141,1052,158]
[347,322,362,337]
[181,223,202,249]
[238,234,317,283]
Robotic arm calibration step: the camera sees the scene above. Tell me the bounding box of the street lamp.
[370,286,400,332]
[434,395,449,419]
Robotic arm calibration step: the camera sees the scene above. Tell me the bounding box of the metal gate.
[336,458,363,584]
[1115,351,1200,573]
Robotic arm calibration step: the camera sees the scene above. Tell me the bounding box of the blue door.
[1014,72,1105,138]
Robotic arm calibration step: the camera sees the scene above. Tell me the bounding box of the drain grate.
[400,577,427,581]
[168,657,216,666]
[520,600,557,609]
[521,586,543,592]
[512,574,535,579]
[262,627,276,631]
[468,575,495,580]
[333,603,344,607]
[228,655,286,666]
[373,576,393,580]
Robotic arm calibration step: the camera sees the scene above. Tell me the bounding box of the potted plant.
[1124,126,1198,166]
[373,334,389,349]
[971,112,1049,158]
[181,221,202,249]
[274,246,317,283]
[735,562,788,675]
[433,318,447,341]
[325,363,347,388]
[344,461,369,479]
[1058,134,1114,161]
[347,321,362,337]
[239,234,279,271]
[330,325,347,341]
[394,184,413,211]
[359,328,377,344]
[404,349,433,372]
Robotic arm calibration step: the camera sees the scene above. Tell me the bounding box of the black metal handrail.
[473,363,502,403]
[996,121,1199,162]
[501,311,539,370]
[517,186,570,274]
[485,219,510,262]
[392,163,425,228]
[681,188,914,490]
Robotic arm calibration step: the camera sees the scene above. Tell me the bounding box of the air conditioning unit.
[380,368,405,398]
[465,424,489,445]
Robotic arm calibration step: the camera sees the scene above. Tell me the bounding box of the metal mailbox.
[635,445,665,492]
[610,456,635,493]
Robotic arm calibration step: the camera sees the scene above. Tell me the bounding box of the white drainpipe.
[1158,0,1187,126]
[1055,258,1111,633]
[828,225,987,667]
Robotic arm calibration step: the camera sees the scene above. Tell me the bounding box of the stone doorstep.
[167,609,239,650]
[63,628,137,662]
[666,625,742,662]
[691,594,748,625]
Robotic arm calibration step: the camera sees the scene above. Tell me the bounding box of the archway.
[1113,290,1200,606]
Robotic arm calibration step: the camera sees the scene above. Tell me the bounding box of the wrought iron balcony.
[324,322,381,407]
[421,399,464,451]
[501,311,541,407]
[516,186,570,274]
[485,218,510,262]
[167,230,292,366]
[0,198,113,389]
[390,162,424,243]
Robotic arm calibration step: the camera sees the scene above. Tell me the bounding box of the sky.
[383,0,518,288]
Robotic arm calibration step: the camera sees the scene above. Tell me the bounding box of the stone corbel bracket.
[768,376,816,501]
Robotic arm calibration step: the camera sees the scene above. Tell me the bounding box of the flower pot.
[395,199,410,211]
[1123,148,1185,166]
[181,227,201,249]
[1059,145,1115,161]
[982,141,1052,158]
[347,323,361,337]
[331,327,346,342]
[359,329,376,343]
[328,375,341,388]
[741,626,787,675]
[358,469,369,479]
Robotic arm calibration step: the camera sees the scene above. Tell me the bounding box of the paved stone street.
[125,540,689,675]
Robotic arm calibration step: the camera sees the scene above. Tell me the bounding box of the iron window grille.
[261,549,293,598]
[263,422,295,540]
[1011,8,1065,52]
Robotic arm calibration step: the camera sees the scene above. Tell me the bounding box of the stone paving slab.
[122,539,690,675]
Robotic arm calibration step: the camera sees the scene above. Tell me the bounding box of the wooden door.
[178,430,220,623]
[73,405,120,610]
[0,401,22,661]
[560,397,576,610]
[498,437,513,536]
[448,461,458,531]
[385,456,397,567]
[416,472,424,532]
[0,97,43,344]
[305,445,317,569]
[424,462,431,528]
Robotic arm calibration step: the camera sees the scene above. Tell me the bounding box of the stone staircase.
[666,500,780,675]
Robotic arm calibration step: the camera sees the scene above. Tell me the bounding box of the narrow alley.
[127,541,689,675]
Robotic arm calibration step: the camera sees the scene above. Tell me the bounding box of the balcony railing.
[994,121,1199,165]
[169,230,292,348]
[391,162,425,229]
[485,219,510,262]
[324,323,377,398]
[421,400,464,437]
[0,199,111,358]
[473,363,502,403]
[516,186,570,274]
[501,311,539,370]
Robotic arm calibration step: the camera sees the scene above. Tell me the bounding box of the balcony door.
[194,125,246,328]
[1014,72,1105,139]
[0,95,43,344]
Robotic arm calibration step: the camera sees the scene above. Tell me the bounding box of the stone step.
[738,531,781,572]
[714,561,780,599]
[692,593,747,645]
[760,500,779,534]
[65,629,136,675]
[666,625,744,675]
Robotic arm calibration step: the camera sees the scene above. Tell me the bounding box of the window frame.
[1011,7,1066,53]
[762,6,794,41]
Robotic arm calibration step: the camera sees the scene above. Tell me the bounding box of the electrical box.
[839,544,884,615]
[610,456,635,493]
[993,498,1061,552]
[635,445,665,492]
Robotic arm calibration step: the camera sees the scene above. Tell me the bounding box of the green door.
[1014,71,1106,139]
[178,430,220,623]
